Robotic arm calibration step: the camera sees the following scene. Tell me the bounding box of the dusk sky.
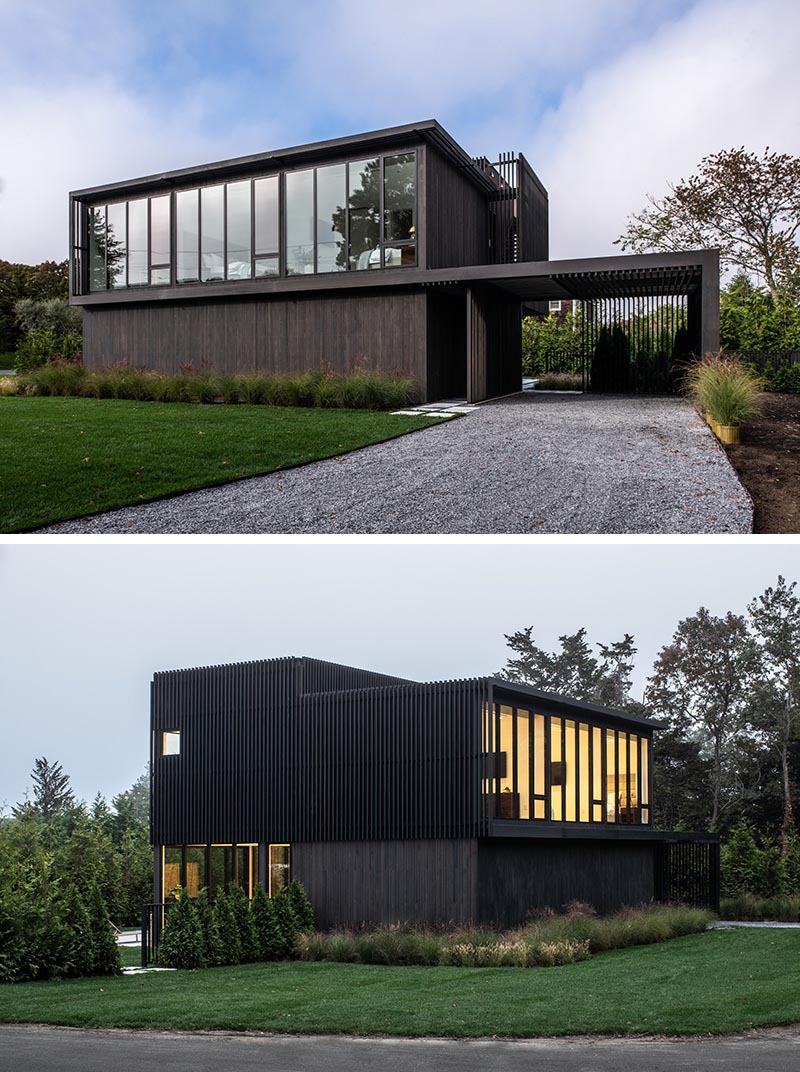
[2,542,798,811]
[2,0,799,266]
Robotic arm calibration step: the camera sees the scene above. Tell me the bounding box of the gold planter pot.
[717,424,741,445]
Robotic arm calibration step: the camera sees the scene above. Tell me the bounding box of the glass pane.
[162,730,180,755]
[254,255,279,278]
[226,180,251,280]
[186,846,206,898]
[254,175,279,256]
[384,244,416,268]
[106,202,127,288]
[127,198,148,286]
[641,737,649,804]
[163,846,182,899]
[151,267,170,285]
[565,720,576,822]
[579,722,590,821]
[550,717,563,821]
[89,205,107,291]
[384,152,416,242]
[481,701,492,816]
[348,158,380,270]
[534,799,546,819]
[268,844,290,897]
[619,732,628,818]
[593,726,602,810]
[497,705,514,817]
[285,169,314,275]
[176,189,199,282]
[209,845,233,896]
[200,184,224,282]
[316,163,346,273]
[606,729,617,822]
[517,711,530,819]
[533,714,545,797]
[150,194,171,276]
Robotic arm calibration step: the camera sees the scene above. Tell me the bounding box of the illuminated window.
[269,844,290,896]
[550,718,563,821]
[517,711,530,819]
[163,846,182,899]
[579,722,590,822]
[162,730,181,756]
[606,729,617,822]
[564,720,577,822]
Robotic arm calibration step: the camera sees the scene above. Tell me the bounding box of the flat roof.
[70,119,495,200]
[489,678,665,729]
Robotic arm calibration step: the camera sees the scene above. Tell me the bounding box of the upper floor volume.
[69,120,549,299]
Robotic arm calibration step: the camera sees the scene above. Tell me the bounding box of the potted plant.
[684,353,763,445]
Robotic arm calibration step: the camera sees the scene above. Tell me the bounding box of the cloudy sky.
[1,0,798,266]
[1,542,798,810]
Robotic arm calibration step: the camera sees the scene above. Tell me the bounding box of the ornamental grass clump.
[684,353,763,427]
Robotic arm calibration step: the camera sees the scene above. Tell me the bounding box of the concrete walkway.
[41,394,753,534]
[2,1025,799,1072]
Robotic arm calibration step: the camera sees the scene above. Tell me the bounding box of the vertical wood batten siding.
[151,657,488,846]
[425,149,488,269]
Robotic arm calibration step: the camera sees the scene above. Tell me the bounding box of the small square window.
[162,730,181,756]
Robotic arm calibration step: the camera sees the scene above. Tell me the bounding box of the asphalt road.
[2,1025,800,1072]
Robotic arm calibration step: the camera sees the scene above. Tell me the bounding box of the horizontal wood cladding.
[425,148,489,269]
[293,839,478,927]
[82,290,428,391]
[477,838,657,925]
[151,657,488,847]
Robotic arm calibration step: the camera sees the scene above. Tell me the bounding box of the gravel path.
[41,394,753,534]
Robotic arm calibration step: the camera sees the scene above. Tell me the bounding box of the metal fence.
[654,840,720,911]
[141,902,174,968]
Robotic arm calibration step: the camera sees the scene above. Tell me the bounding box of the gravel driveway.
[41,394,753,534]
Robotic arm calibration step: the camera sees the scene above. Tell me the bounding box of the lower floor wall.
[477,838,656,927]
[292,839,478,929]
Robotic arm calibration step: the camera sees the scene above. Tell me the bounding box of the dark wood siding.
[466,285,522,402]
[517,154,548,263]
[293,839,478,927]
[83,290,429,395]
[477,838,656,925]
[151,657,488,847]
[425,148,489,269]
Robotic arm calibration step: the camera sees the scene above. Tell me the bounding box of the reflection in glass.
[106,202,127,288]
[209,844,233,896]
[268,844,290,896]
[316,163,346,273]
[127,198,148,286]
[254,175,279,276]
[348,158,380,269]
[285,169,314,275]
[89,205,107,292]
[177,189,199,282]
[226,180,251,280]
[383,152,416,268]
[150,194,171,284]
[163,846,182,899]
[200,184,224,282]
[185,846,206,898]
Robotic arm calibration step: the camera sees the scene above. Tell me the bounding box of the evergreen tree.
[14,757,75,822]
[85,881,122,976]
[272,886,299,957]
[287,880,315,933]
[721,821,762,897]
[61,883,95,977]
[211,889,242,965]
[194,888,222,967]
[156,887,205,969]
[228,883,259,963]
[251,883,283,960]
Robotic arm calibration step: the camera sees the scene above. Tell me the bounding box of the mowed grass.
[1,930,799,1038]
[0,397,442,532]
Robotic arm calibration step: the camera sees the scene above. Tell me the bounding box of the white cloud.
[531,0,800,259]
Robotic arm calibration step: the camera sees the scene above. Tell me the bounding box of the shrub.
[14,297,82,336]
[287,879,315,932]
[15,329,83,371]
[534,372,583,391]
[228,883,260,963]
[85,881,122,976]
[251,884,284,960]
[211,889,242,965]
[272,886,299,956]
[156,887,205,969]
[194,888,222,966]
[684,353,764,426]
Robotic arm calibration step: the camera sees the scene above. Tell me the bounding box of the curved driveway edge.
[2,1024,799,1072]
[41,394,753,534]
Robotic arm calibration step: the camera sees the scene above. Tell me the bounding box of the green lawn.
[1,930,798,1037]
[0,397,442,532]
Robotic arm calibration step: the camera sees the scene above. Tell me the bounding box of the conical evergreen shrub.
[287,879,315,932]
[156,887,205,969]
[251,883,284,960]
[272,885,299,957]
[228,883,260,963]
[62,883,95,977]
[85,881,122,975]
[211,889,242,965]
[194,888,222,966]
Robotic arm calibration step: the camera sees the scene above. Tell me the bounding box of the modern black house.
[70,121,720,402]
[150,656,719,930]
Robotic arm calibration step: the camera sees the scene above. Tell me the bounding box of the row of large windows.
[162,843,290,901]
[82,152,416,292]
[482,704,650,825]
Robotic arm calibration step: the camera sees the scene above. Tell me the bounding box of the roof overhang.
[488,677,666,731]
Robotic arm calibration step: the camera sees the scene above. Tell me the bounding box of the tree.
[616,148,800,301]
[251,883,283,960]
[0,259,68,352]
[84,880,121,975]
[747,576,800,854]
[228,883,259,963]
[211,889,242,965]
[14,757,76,822]
[651,725,712,831]
[156,887,204,970]
[272,886,299,957]
[287,879,315,933]
[720,272,800,352]
[646,609,758,831]
[498,627,640,710]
